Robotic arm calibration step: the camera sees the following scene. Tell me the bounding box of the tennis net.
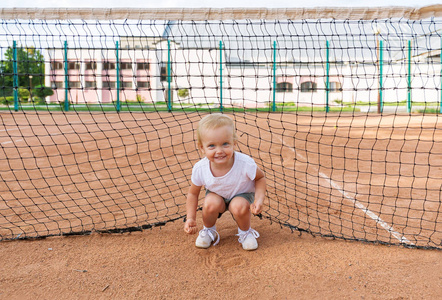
[0,7,441,249]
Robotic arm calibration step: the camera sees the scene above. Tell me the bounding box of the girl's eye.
[223,142,229,146]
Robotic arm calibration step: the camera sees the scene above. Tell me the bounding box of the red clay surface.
[0,214,441,299]
[0,111,441,298]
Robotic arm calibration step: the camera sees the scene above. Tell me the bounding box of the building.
[44,23,442,109]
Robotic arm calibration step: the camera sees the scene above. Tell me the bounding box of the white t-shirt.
[191,152,257,200]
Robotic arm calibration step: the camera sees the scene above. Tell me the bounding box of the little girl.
[184,113,266,250]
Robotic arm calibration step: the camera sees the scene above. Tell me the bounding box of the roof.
[163,19,442,64]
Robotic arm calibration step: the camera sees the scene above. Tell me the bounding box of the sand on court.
[0,211,441,299]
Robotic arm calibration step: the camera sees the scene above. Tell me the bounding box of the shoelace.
[199,227,220,246]
[236,228,260,244]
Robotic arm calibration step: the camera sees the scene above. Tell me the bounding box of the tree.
[0,46,45,96]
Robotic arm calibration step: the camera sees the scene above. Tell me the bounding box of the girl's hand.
[184,218,198,234]
[250,202,263,215]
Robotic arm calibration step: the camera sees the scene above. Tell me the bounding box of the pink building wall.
[47,57,153,104]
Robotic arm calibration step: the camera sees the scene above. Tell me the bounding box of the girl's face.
[199,125,236,169]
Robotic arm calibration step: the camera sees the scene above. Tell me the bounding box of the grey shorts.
[205,190,255,217]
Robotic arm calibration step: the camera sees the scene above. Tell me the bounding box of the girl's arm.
[184,183,202,234]
[251,166,266,215]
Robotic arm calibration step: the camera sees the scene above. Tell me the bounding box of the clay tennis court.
[0,111,441,298]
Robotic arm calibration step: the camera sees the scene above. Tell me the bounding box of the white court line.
[278,136,414,246]
[1,128,23,145]
[1,139,23,145]
[0,128,19,132]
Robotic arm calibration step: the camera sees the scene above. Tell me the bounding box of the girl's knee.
[204,194,225,214]
[204,202,223,214]
[229,198,250,217]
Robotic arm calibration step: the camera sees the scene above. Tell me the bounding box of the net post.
[115,41,120,112]
[325,40,330,113]
[219,40,223,112]
[272,41,276,112]
[407,40,412,113]
[63,41,69,112]
[12,41,19,112]
[167,40,172,112]
[379,39,383,113]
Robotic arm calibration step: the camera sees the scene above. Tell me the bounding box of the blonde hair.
[197,113,237,147]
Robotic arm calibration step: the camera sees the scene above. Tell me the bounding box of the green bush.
[32,97,47,105]
[0,96,15,105]
[136,94,145,103]
[33,85,54,98]
[18,87,30,101]
[178,88,189,98]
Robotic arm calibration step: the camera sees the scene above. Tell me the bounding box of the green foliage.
[18,87,30,101]
[0,46,45,91]
[136,94,145,103]
[274,102,296,107]
[178,88,189,98]
[33,85,54,98]
[0,96,14,105]
[334,99,343,105]
[32,97,47,105]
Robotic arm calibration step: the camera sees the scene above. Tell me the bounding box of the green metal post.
[219,41,223,112]
[407,40,412,113]
[12,41,19,111]
[167,40,172,112]
[325,40,330,113]
[64,41,69,112]
[272,41,276,112]
[379,39,384,113]
[116,41,120,112]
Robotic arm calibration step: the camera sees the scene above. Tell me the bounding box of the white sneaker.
[236,228,260,251]
[195,227,220,248]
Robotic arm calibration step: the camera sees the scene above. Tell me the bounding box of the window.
[68,81,81,88]
[329,81,342,92]
[137,62,150,70]
[121,81,132,88]
[300,81,317,92]
[51,81,63,89]
[50,61,63,70]
[103,81,116,89]
[68,62,80,70]
[85,81,96,89]
[85,61,97,70]
[137,81,150,89]
[120,62,132,70]
[160,66,167,82]
[103,61,116,70]
[276,82,293,93]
